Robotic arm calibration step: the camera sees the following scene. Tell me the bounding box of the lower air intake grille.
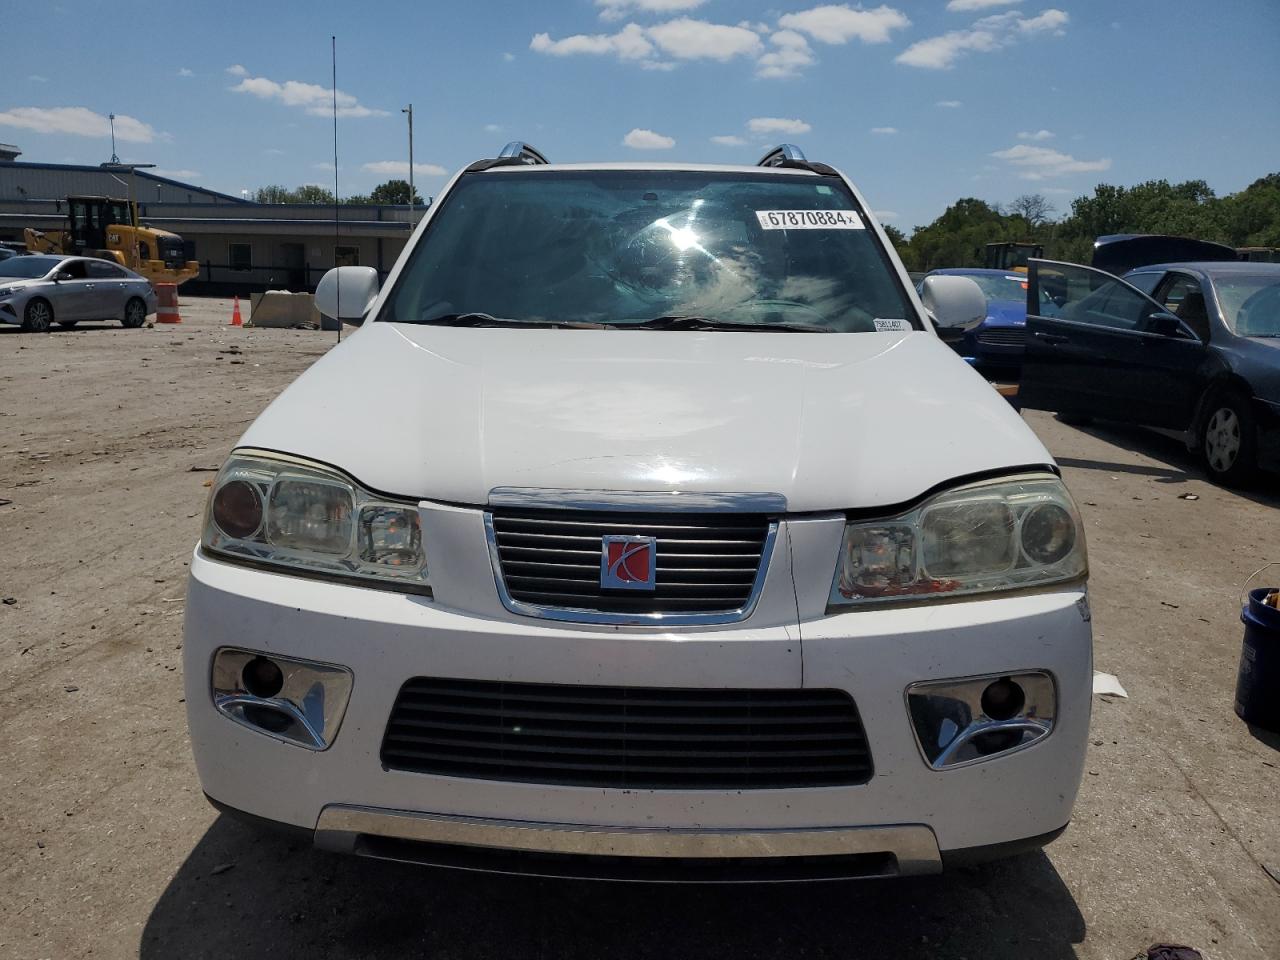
[381,677,874,790]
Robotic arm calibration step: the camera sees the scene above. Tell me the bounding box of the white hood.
[239,323,1053,512]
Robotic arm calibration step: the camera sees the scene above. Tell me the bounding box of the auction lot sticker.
[756,210,864,230]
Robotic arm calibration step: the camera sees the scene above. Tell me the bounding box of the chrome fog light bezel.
[905,671,1055,770]
[211,647,354,751]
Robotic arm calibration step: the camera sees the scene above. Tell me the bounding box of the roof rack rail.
[498,141,549,165]
[758,144,807,168]
[756,143,838,176]
[465,141,550,173]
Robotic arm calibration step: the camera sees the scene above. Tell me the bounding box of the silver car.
[0,254,158,332]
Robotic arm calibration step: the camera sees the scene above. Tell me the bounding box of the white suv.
[184,143,1091,881]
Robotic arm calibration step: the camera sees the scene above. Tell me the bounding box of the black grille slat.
[976,328,1026,346]
[490,508,771,617]
[381,677,873,790]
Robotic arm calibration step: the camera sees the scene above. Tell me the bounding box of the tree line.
[884,172,1280,272]
[251,179,425,206]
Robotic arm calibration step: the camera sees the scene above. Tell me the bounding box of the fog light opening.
[980,677,1025,721]
[242,656,285,699]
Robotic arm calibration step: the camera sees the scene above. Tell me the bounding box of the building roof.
[0,160,246,203]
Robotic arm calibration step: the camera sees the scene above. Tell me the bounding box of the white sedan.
[0,254,157,331]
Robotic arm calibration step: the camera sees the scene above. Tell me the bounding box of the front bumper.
[184,525,1092,879]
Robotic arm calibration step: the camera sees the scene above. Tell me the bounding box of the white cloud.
[1017,129,1055,141]
[230,74,389,118]
[226,64,248,76]
[990,143,1110,180]
[1040,187,1074,195]
[502,52,516,62]
[872,210,899,221]
[870,126,898,134]
[747,116,811,136]
[263,147,285,155]
[177,68,194,77]
[647,18,763,60]
[484,123,503,133]
[710,134,747,146]
[28,74,48,83]
[622,127,676,149]
[936,99,963,108]
[896,8,1069,69]
[531,23,654,59]
[0,106,159,143]
[597,0,706,20]
[150,168,201,180]
[756,29,815,78]
[362,160,448,177]
[946,0,1019,10]
[778,4,911,45]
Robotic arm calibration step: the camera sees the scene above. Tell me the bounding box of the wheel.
[122,297,147,329]
[1055,411,1093,427]
[1200,391,1257,485]
[22,298,53,333]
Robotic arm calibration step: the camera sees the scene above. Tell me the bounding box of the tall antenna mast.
[332,36,341,344]
[108,113,119,164]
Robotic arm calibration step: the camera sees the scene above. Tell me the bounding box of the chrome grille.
[976,327,1026,347]
[487,508,774,620]
[381,677,874,789]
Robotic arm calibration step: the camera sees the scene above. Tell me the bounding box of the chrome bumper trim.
[314,805,942,876]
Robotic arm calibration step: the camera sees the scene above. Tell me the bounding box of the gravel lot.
[1,297,1278,960]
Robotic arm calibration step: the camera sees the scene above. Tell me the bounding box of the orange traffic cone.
[155,283,181,323]
[230,296,243,327]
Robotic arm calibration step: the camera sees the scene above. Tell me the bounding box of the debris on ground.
[1093,672,1129,699]
[188,465,220,473]
[1136,945,1204,960]
[63,685,79,693]
[2,597,16,605]
[210,863,236,876]
[1178,493,1200,501]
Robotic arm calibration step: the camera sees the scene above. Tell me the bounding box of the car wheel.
[1200,391,1257,486]
[122,297,147,328]
[22,298,53,333]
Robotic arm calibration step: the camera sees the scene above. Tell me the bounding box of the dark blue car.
[919,268,1029,375]
[1020,259,1280,485]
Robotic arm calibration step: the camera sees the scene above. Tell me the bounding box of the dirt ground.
[1,297,1277,960]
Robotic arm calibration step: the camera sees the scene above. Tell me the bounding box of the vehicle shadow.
[1057,418,1280,509]
[0,323,126,335]
[139,815,1085,959]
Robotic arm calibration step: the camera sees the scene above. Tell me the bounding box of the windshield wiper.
[624,315,832,333]
[412,313,605,329]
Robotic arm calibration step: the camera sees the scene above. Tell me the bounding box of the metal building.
[0,152,418,292]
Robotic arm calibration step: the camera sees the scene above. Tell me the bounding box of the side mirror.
[54,271,73,282]
[1149,311,1183,337]
[920,275,988,332]
[315,266,379,325]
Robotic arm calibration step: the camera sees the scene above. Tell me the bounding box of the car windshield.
[1212,273,1280,337]
[955,273,1028,302]
[0,256,60,279]
[379,170,917,332]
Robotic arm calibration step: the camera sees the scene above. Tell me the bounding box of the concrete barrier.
[247,291,338,330]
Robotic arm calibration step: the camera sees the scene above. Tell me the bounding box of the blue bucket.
[1235,587,1280,733]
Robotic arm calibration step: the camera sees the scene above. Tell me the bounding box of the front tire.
[122,297,147,328]
[1200,391,1257,486]
[22,298,53,333]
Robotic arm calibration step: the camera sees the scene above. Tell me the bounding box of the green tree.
[368,179,424,205]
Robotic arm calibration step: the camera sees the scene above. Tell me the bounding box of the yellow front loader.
[24,196,199,286]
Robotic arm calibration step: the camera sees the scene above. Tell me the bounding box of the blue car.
[919,268,1029,375]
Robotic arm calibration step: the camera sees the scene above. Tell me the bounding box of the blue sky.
[3,0,1278,228]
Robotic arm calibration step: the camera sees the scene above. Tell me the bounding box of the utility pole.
[402,104,414,217]
[108,113,119,164]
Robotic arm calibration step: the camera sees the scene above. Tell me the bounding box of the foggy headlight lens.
[830,473,1086,607]
[203,451,428,592]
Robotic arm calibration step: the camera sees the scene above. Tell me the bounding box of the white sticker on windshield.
[873,318,909,332]
[756,210,864,230]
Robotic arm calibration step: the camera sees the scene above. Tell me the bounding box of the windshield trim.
[374,168,921,334]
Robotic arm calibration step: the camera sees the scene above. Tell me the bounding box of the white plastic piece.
[1092,671,1128,698]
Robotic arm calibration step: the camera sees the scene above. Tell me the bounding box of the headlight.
[202,451,428,593]
[0,287,17,298]
[829,473,1085,608]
